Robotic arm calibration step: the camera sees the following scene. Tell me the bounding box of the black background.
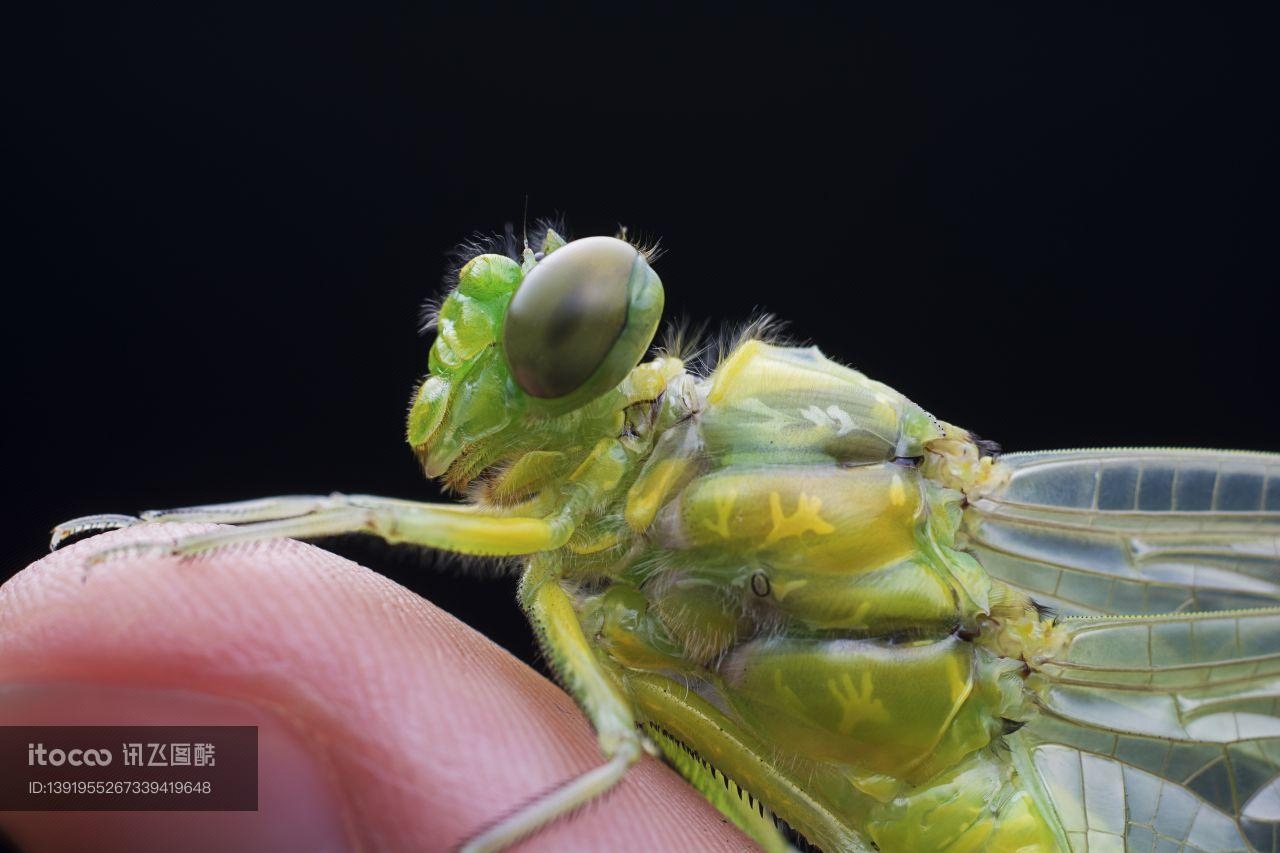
[5,7,1277,667]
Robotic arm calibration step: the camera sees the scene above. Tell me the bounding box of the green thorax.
[411,236,1060,847]
[410,233,1010,622]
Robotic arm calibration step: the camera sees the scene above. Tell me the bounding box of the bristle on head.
[528,216,570,255]
[613,223,665,263]
[419,217,572,336]
[656,316,711,364]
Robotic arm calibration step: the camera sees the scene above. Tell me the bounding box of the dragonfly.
[53,226,1280,852]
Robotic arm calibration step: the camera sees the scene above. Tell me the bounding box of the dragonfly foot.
[50,514,142,552]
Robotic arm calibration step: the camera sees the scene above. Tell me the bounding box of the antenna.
[522,195,530,251]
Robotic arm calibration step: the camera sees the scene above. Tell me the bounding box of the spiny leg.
[50,495,340,551]
[54,438,636,564]
[626,673,864,853]
[460,557,645,853]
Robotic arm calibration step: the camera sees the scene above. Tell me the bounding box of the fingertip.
[1,526,748,851]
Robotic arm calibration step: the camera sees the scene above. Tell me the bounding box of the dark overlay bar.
[0,726,257,811]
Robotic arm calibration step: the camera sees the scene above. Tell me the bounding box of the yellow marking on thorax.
[800,404,857,436]
[763,491,836,547]
[769,578,810,602]
[702,490,737,539]
[847,599,873,630]
[827,671,889,735]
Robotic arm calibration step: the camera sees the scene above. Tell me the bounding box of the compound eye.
[503,236,637,399]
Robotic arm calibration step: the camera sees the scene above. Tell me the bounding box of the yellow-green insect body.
[403,230,1067,849]
[59,227,1280,851]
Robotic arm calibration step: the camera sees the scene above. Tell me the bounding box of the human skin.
[0,524,751,852]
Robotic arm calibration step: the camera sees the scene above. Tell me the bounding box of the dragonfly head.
[408,230,665,488]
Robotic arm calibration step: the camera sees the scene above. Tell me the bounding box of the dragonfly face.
[53,226,1280,852]
[407,233,663,489]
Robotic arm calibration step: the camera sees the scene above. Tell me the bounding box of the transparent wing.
[1014,608,1280,852]
[965,448,1280,615]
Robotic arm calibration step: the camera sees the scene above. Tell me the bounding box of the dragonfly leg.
[71,493,576,567]
[49,514,143,550]
[459,558,644,852]
[626,672,866,853]
[139,495,340,524]
[50,495,340,551]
